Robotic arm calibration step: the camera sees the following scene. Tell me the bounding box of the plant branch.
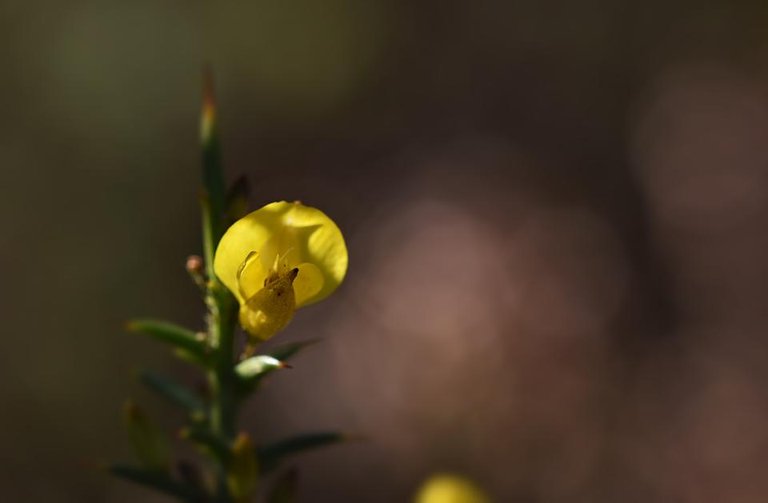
[201,67,238,500]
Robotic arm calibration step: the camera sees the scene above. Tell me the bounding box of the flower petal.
[236,251,267,303]
[214,201,348,307]
[277,203,347,304]
[293,262,324,308]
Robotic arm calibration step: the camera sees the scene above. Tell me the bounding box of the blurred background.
[2,0,768,501]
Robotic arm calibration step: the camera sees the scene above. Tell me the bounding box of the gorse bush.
[110,70,349,503]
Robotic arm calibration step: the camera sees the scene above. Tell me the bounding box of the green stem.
[200,68,239,500]
[208,287,236,441]
[203,193,239,503]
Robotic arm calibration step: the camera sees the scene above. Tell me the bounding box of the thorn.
[201,65,216,143]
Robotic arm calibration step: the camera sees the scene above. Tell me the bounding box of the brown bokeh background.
[3,1,768,501]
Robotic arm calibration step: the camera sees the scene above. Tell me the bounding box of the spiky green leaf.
[127,320,208,365]
[225,174,250,223]
[138,370,205,416]
[109,464,206,502]
[266,339,321,362]
[257,432,346,472]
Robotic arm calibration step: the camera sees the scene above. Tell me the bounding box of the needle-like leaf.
[138,369,205,416]
[110,464,207,502]
[127,320,208,365]
[257,432,347,473]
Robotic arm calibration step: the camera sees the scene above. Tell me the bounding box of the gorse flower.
[415,474,491,503]
[213,201,348,342]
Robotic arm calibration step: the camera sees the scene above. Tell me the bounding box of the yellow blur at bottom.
[414,474,491,503]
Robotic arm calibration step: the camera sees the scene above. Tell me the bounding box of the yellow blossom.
[213,201,348,341]
[414,474,491,503]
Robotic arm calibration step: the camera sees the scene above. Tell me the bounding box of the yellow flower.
[213,201,348,341]
[414,474,491,503]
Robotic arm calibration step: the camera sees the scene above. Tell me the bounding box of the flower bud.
[186,255,207,290]
[186,255,204,274]
[235,355,288,379]
[122,400,171,472]
[227,433,259,503]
